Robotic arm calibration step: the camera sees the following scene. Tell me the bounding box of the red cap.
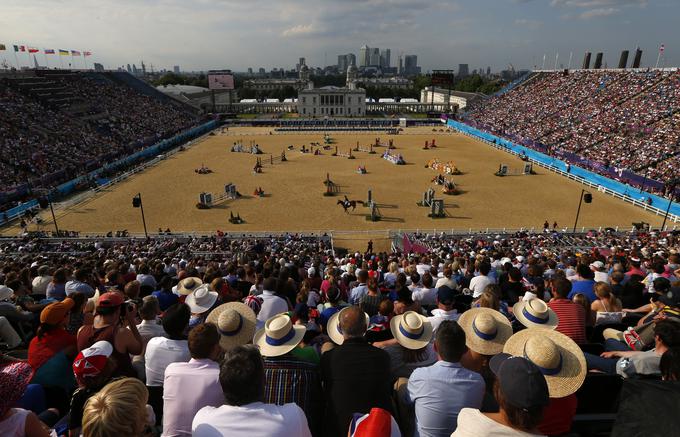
[97,291,124,308]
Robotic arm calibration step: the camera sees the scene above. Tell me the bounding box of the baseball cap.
[437,285,456,305]
[73,341,113,385]
[489,353,549,410]
[97,291,125,308]
[40,298,75,325]
[589,261,604,270]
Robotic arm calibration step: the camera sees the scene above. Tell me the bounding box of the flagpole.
[568,52,573,70]
[655,46,662,69]
[541,54,546,70]
[13,49,19,69]
[44,52,48,69]
[554,52,559,70]
[59,54,63,69]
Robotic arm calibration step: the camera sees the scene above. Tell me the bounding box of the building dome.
[346,63,358,89]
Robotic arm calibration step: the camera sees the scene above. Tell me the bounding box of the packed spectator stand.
[0,228,679,436]
[0,70,199,210]
[464,69,680,196]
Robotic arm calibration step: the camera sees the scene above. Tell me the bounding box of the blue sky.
[1,0,677,72]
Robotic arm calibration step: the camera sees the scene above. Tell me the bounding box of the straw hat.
[206,302,257,351]
[390,311,433,350]
[513,298,558,329]
[177,277,203,296]
[458,307,513,356]
[327,307,370,345]
[503,328,586,398]
[253,313,306,357]
[185,284,218,314]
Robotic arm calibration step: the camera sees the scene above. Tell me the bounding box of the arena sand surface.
[12,127,660,251]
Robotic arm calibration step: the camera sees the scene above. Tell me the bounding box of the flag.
[13,45,19,52]
[660,44,665,53]
[28,47,39,53]
[71,50,81,56]
[59,49,69,55]
[83,51,92,57]
[44,49,55,55]
[0,44,5,51]
[16,45,26,52]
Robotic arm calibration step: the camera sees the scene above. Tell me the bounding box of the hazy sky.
[1,0,677,72]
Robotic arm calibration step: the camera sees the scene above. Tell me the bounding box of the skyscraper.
[404,55,419,75]
[369,48,380,67]
[337,53,357,73]
[173,65,180,74]
[380,49,391,68]
[359,45,369,67]
[458,64,469,77]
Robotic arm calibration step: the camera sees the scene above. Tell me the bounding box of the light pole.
[37,189,60,237]
[572,189,592,233]
[132,193,148,239]
[661,179,679,231]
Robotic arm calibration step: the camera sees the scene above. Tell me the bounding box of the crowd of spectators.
[0,72,198,207]
[464,69,680,188]
[0,229,679,436]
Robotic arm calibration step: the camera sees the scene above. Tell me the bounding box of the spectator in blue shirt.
[568,264,597,303]
[406,320,485,437]
[152,276,179,311]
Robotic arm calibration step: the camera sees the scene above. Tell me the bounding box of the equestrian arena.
[9,126,660,249]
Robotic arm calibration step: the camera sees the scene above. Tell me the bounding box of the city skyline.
[2,0,678,72]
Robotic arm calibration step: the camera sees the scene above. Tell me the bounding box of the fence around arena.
[0,120,218,226]
[446,120,680,225]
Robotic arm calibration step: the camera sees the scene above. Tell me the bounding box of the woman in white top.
[591,282,623,326]
[0,361,51,437]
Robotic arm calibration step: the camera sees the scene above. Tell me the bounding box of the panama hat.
[185,284,218,314]
[390,311,433,350]
[458,307,513,356]
[327,307,370,345]
[513,298,558,329]
[253,313,306,357]
[206,302,257,351]
[177,277,203,296]
[503,328,586,398]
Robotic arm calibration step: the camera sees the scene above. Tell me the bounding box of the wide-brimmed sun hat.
[503,328,586,398]
[185,284,218,314]
[513,298,558,329]
[390,311,433,350]
[327,307,370,345]
[458,307,513,356]
[0,285,14,301]
[253,313,306,357]
[177,277,203,296]
[0,362,34,417]
[206,302,257,351]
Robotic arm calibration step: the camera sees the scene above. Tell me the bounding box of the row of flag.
[0,44,91,57]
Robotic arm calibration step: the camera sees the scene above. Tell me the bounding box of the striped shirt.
[548,299,587,344]
[263,355,323,434]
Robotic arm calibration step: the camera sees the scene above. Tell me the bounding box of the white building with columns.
[297,64,366,117]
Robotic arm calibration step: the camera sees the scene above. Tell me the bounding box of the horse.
[337,199,362,213]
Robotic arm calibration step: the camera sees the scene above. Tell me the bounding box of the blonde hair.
[594,281,612,299]
[388,262,398,274]
[82,378,148,437]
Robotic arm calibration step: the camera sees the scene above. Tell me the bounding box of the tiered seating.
[465,69,680,187]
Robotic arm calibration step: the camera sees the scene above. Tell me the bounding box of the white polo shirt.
[192,402,311,437]
[144,336,190,387]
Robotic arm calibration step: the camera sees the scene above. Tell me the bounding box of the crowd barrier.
[0,120,218,226]
[446,120,680,222]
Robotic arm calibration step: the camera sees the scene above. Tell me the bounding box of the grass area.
[281,113,299,119]
[236,114,259,119]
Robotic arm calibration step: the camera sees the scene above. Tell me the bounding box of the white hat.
[0,285,14,301]
[589,261,604,270]
[516,255,525,262]
[185,284,218,314]
[177,277,203,296]
[307,267,316,277]
[206,302,257,351]
[500,257,512,265]
[513,298,559,329]
[390,311,433,350]
[458,308,513,356]
[327,307,370,345]
[253,313,306,357]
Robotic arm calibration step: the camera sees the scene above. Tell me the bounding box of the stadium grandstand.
[463,69,680,195]
[0,70,201,212]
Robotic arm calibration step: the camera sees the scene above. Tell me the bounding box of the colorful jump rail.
[446,119,680,222]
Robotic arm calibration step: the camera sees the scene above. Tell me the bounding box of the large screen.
[431,70,455,87]
[208,73,234,90]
